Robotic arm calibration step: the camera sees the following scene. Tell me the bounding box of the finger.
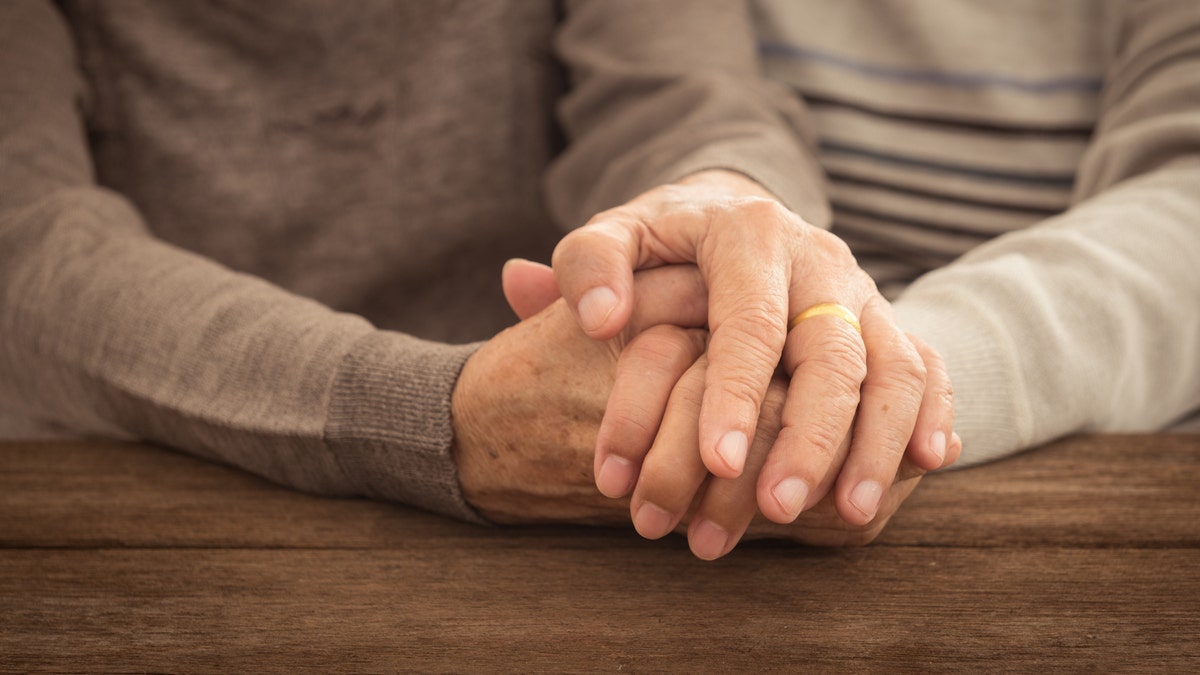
[832,469,925,547]
[694,201,796,480]
[590,263,708,500]
[623,265,708,336]
[502,259,561,320]
[946,431,964,466]
[552,206,666,340]
[558,195,797,486]
[757,302,866,524]
[560,195,799,487]
[834,297,927,526]
[688,379,787,561]
[740,460,926,548]
[904,333,956,470]
[596,326,707,498]
[629,356,710,540]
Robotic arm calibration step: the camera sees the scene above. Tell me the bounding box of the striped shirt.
[754,0,1110,297]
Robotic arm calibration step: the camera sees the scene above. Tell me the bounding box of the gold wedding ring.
[788,303,861,335]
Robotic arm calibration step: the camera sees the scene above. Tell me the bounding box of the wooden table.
[2,434,1198,672]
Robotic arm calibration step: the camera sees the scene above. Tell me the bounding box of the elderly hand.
[452,264,707,524]
[455,262,948,553]
[549,170,959,531]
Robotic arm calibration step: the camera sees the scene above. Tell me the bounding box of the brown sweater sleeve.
[0,0,484,522]
[545,0,830,230]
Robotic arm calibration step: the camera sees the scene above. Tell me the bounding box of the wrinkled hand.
[452,264,707,524]
[498,259,959,557]
[452,263,930,549]
[550,170,959,529]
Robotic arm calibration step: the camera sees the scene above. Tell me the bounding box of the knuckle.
[720,300,788,353]
[865,340,926,402]
[715,367,770,411]
[554,216,633,263]
[797,416,851,458]
[866,374,925,413]
[805,332,868,390]
[733,196,791,225]
[627,326,699,369]
[909,335,954,411]
[549,238,583,273]
[939,381,955,408]
[743,296,789,329]
[709,322,787,400]
[599,408,655,450]
[811,227,858,266]
[707,198,799,249]
[581,205,637,231]
[921,356,954,404]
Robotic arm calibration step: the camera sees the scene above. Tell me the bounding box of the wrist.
[449,349,502,518]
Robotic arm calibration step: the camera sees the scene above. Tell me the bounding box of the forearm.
[1,189,363,483]
[0,187,483,520]
[893,0,1200,464]
[894,162,1200,465]
[0,0,486,520]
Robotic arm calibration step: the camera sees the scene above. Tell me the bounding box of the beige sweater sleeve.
[546,0,830,230]
[0,1,484,521]
[893,0,1200,465]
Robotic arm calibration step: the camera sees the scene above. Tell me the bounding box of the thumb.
[551,214,644,340]
[502,258,562,320]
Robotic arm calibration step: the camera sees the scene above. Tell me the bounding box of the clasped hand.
[474,169,960,558]
[539,170,960,556]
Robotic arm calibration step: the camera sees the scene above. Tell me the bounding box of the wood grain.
[3,435,1198,549]
[1,548,1196,672]
[1,434,1198,672]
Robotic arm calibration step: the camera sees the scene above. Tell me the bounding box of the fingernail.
[849,480,884,520]
[633,502,675,540]
[690,519,730,561]
[951,431,962,447]
[771,477,810,520]
[930,430,947,465]
[578,286,618,333]
[715,431,748,475]
[595,455,636,498]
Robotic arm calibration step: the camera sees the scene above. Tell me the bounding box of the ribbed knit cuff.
[324,330,487,524]
[892,289,1032,468]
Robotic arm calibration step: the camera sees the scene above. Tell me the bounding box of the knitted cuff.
[324,330,487,524]
[893,290,1031,468]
